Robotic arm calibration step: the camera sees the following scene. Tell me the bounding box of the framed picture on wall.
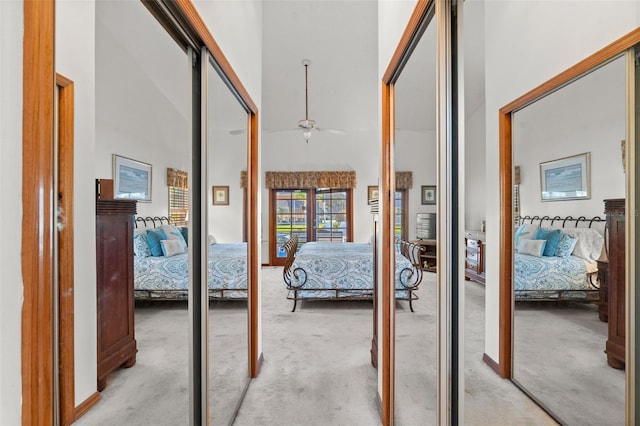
[367,185,379,204]
[112,154,152,202]
[421,185,436,205]
[539,152,591,201]
[212,186,229,205]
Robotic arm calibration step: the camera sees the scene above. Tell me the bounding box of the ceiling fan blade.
[229,129,246,135]
[266,128,300,134]
[316,127,346,135]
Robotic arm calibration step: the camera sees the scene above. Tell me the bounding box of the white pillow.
[160,239,186,257]
[517,239,546,257]
[161,224,187,251]
[208,235,217,245]
[565,227,604,262]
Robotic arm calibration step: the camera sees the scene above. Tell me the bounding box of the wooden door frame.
[22,1,55,423]
[497,28,640,384]
[56,73,77,426]
[381,1,435,424]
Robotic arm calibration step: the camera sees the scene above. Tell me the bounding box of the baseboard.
[482,353,500,375]
[74,391,100,421]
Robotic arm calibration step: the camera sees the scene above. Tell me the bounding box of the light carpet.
[77,266,558,425]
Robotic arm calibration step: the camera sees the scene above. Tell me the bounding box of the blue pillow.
[533,228,562,257]
[180,227,189,246]
[146,228,167,257]
[555,233,578,258]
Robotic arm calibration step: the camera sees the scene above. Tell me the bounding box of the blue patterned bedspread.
[514,253,594,299]
[134,243,247,299]
[289,242,416,299]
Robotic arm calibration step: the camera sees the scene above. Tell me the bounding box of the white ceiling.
[98,1,485,139]
[261,1,379,135]
[261,1,485,136]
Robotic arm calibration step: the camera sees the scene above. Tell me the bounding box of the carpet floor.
[78,266,624,425]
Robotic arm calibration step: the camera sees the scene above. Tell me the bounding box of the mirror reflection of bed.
[511,55,626,425]
[392,14,438,424]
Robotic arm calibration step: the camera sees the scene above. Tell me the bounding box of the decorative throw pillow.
[208,235,217,245]
[160,224,187,251]
[514,223,539,247]
[517,239,546,257]
[565,227,605,262]
[160,239,185,257]
[533,228,562,257]
[555,233,578,258]
[146,228,168,257]
[133,232,152,257]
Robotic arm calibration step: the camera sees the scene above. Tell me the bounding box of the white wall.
[0,1,23,423]
[513,56,626,218]
[484,2,640,361]
[56,0,97,407]
[463,1,486,231]
[396,131,438,236]
[464,103,486,231]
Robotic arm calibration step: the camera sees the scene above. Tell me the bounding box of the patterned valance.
[395,171,413,190]
[265,171,357,189]
[240,171,247,189]
[167,168,188,189]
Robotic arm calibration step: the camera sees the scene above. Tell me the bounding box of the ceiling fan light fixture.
[303,129,312,141]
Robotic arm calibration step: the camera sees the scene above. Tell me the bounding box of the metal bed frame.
[282,236,426,312]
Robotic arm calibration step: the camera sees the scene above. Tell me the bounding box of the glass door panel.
[314,189,347,242]
[276,189,308,259]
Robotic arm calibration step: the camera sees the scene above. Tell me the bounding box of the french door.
[270,188,352,265]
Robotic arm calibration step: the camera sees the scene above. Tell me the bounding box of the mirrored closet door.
[392,12,438,425]
[203,50,251,425]
[511,55,627,425]
[90,1,193,423]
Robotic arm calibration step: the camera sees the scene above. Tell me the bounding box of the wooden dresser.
[603,198,625,369]
[96,199,138,390]
[464,230,486,284]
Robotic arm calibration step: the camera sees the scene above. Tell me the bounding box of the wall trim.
[73,392,100,421]
[482,353,499,375]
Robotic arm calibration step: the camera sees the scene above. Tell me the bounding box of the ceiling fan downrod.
[302,59,311,121]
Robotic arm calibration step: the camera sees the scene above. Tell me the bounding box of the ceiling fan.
[230,59,346,140]
[273,59,346,142]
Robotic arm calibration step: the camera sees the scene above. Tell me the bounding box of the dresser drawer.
[466,261,480,273]
[466,247,479,263]
[467,238,479,249]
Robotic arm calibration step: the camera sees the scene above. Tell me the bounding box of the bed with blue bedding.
[514,253,597,301]
[134,242,247,300]
[283,241,424,311]
[132,218,247,300]
[513,215,605,302]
